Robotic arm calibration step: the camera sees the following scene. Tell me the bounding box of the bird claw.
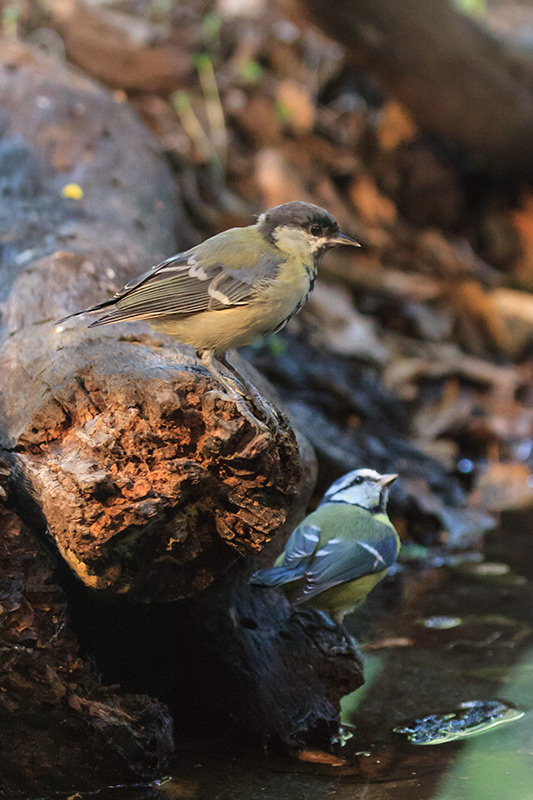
[196,350,288,435]
[251,396,281,433]
[203,389,272,435]
[292,609,359,655]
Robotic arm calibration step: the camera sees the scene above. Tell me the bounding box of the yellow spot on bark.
[61,183,84,200]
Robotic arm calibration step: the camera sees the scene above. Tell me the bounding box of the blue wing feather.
[249,523,320,587]
[282,523,320,568]
[294,523,398,603]
[249,562,307,587]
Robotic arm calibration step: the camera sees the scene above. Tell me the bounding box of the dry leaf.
[233,95,283,146]
[364,637,413,650]
[276,80,315,135]
[50,6,189,93]
[255,148,311,208]
[413,380,474,438]
[291,748,347,766]
[300,282,389,363]
[376,101,418,152]
[511,192,533,288]
[475,463,533,512]
[349,173,397,226]
[449,281,513,356]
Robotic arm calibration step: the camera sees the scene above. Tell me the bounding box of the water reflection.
[42,514,533,800]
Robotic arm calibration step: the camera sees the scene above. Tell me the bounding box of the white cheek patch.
[273,226,313,257]
[329,487,360,505]
[329,485,380,507]
[314,236,329,251]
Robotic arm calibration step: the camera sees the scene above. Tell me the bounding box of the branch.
[304,0,533,176]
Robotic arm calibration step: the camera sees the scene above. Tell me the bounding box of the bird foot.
[339,624,358,651]
[250,394,281,433]
[204,389,272,435]
[236,397,273,434]
[292,609,359,656]
[217,354,283,433]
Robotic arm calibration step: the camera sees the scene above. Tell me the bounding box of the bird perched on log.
[250,469,399,629]
[57,201,359,430]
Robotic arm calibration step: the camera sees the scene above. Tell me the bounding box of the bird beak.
[379,473,398,488]
[329,232,361,247]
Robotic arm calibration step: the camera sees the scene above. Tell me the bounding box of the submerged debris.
[419,616,463,630]
[394,700,524,745]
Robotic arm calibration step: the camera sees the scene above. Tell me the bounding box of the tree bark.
[0,41,302,603]
[191,565,365,746]
[304,0,533,177]
[0,40,364,758]
[0,505,173,797]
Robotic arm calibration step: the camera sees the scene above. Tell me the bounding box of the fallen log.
[304,0,533,177]
[0,504,173,797]
[0,40,363,762]
[0,40,302,603]
[190,563,365,746]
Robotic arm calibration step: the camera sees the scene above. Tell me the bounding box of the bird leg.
[197,350,272,433]
[339,622,358,651]
[293,608,359,656]
[293,608,338,631]
[218,353,282,430]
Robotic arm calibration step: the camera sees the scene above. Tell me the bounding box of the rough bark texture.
[0,41,364,767]
[304,0,533,177]
[58,431,365,749]
[192,566,365,746]
[0,505,173,797]
[0,41,302,602]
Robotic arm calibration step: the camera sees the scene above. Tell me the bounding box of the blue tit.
[250,469,399,625]
[57,201,359,429]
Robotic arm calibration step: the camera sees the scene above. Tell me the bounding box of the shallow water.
[45,511,533,800]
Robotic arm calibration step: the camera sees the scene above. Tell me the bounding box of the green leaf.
[238,59,264,84]
[453,0,486,18]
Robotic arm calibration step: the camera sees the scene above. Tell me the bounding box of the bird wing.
[58,228,285,326]
[249,523,320,587]
[281,523,321,568]
[293,514,398,604]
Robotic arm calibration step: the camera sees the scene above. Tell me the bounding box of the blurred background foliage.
[2,0,533,550]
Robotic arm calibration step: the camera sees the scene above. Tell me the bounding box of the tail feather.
[250,563,306,587]
[56,297,118,325]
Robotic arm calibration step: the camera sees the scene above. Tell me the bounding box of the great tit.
[250,469,399,626]
[58,201,359,429]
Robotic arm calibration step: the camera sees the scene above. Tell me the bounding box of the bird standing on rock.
[58,201,359,430]
[250,469,400,630]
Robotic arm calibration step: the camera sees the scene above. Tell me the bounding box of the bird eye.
[310,224,322,236]
[353,476,363,485]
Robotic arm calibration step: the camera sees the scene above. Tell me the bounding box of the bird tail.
[56,297,119,326]
[250,563,306,587]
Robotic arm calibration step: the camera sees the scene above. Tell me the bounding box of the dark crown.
[257,201,339,238]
